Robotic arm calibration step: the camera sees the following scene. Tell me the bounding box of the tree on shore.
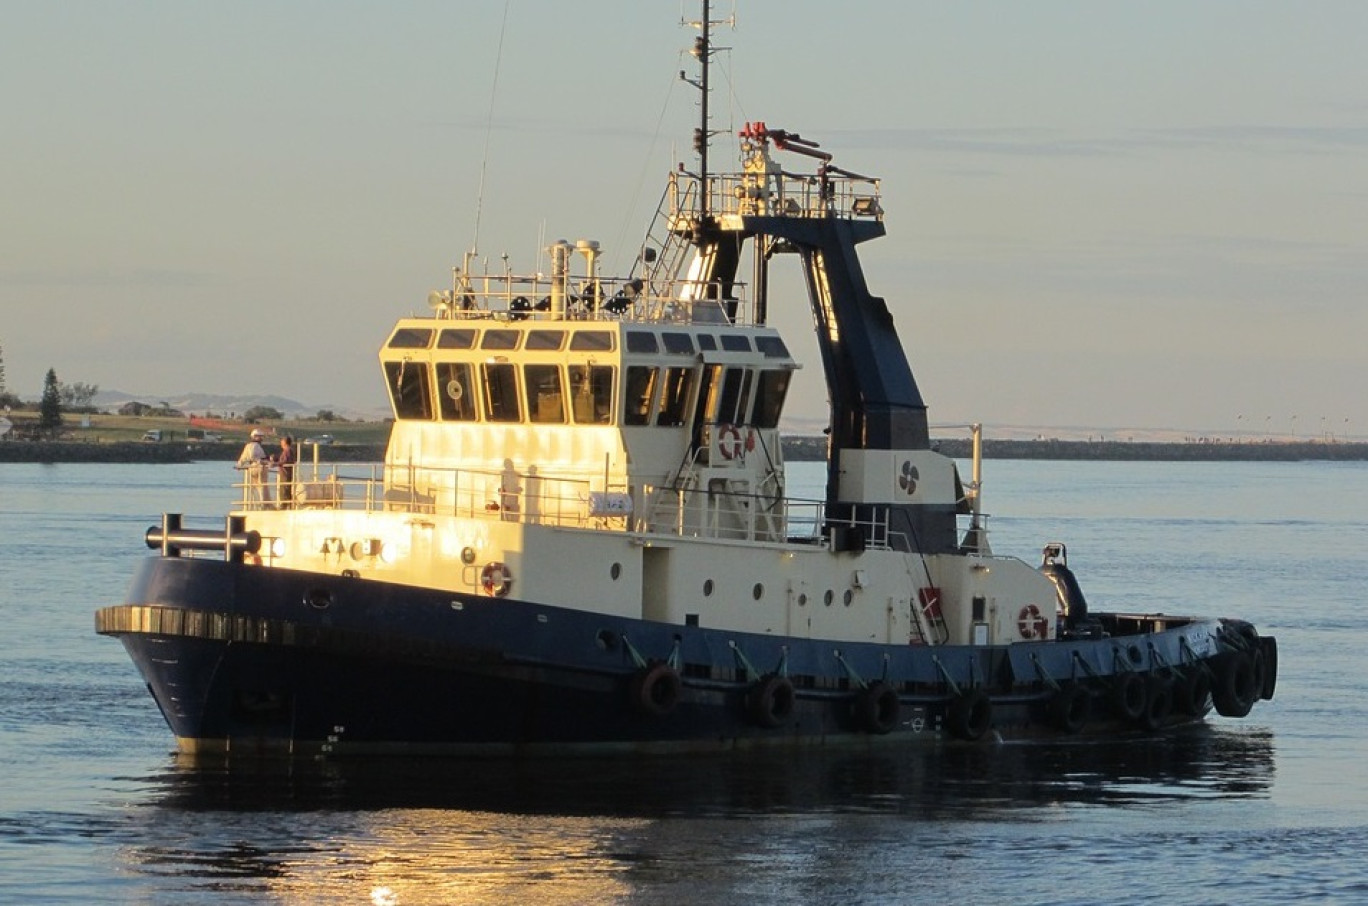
[244,405,283,423]
[0,341,17,410]
[39,368,63,434]
[58,380,100,411]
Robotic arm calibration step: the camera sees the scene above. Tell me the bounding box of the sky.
[3,1,1366,439]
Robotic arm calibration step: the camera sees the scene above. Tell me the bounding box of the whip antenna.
[470,0,513,257]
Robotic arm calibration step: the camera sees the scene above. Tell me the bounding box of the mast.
[696,6,710,222]
[684,1,734,227]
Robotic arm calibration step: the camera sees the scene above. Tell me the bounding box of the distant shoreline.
[4,437,1367,464]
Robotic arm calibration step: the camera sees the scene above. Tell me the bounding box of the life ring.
[1049,683,1090,734]
[946,688,992,741]
[854,681,900,735]
[480,562,512,597]
[1174,668,1212,717]
[1136,676,1173,730]
[746,674,795,728]
[717,424,743,460]
[629,662,681,716]
[1212,651,1257,718]
[1017,603,1049,640]
[1110,672,1147,721]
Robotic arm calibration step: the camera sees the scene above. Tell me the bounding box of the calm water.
[2,459,1366,904]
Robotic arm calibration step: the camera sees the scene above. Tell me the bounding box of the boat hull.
[98,556,1276,758]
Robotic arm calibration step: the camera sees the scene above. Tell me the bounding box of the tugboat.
[97,4,1275,756]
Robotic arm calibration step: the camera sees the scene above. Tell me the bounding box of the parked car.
[142,430,162,443]
[304,434,334,445]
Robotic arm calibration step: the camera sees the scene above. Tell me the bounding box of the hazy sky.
[4,1,1365,438]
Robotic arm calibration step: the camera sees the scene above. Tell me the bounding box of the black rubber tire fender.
[746,674,795,728]
[630,662,681,717]
[1212,651,1257,718]
[946,689,993,741]
[1049,683,1090,735]
[855,680,900,735]
[1111,672,1147,721]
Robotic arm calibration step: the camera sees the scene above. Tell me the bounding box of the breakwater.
[5,437,1367,464]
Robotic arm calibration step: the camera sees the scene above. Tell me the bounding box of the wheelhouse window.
[526,330,566,351]
[438,329,477,349]
[436,361,477,421]
[755,335,790,359]
[657,367,695,427]
[693,364,723,427]
[388,327,434,349]
[626,331,659,354]
[385,359,433,420]
[623,366,658,426]
[662,332,695,354]
[751,369,791,428]
[714,367,752,425]
[481,330,520,350]
[569,364,614,424]
[570,331,615,351]
[482,363,521,422]
[525,364,566,423]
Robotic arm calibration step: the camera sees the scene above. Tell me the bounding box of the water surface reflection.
[111,728,1277,903]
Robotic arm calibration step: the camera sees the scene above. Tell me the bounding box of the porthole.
[752,583,764,600]
[704,579,715,597]
[610,562,622,581]
[823,589,834,607]
[843,589,854,607]
[797,593,808,607]
[303,588,333,610]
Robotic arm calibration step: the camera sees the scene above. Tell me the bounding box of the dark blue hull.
[97,556,1277,757]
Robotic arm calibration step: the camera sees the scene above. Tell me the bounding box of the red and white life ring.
[717,424,744,460]
[1018,603,1049,640]
[480,562,512,597]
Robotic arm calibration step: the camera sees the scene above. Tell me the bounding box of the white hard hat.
[251,429,264,439]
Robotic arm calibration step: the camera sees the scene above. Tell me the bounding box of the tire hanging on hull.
[854,681,900,735]
[946,689,992,741]
[746,674,795,729]
[629,662,682,717]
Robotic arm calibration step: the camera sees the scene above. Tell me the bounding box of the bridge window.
[385,360,433,420]
[570,331,615,351]
[438,328,476,349]
[482,363,521,422]
[662,332,695,354]
[626,331,659,354]
[751,370,791,428]
[715,367,752,425]
[526,330,566,351]
[657,367,695,427]
[525,364,566,423]
[481,329,520,350]
[756,335,790,359]
[693,364,722,427]
[388,328,433,349]
[570,364,615,424]
[623,366,658,426]
[436,362,477,421]
[720,335,751,352]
